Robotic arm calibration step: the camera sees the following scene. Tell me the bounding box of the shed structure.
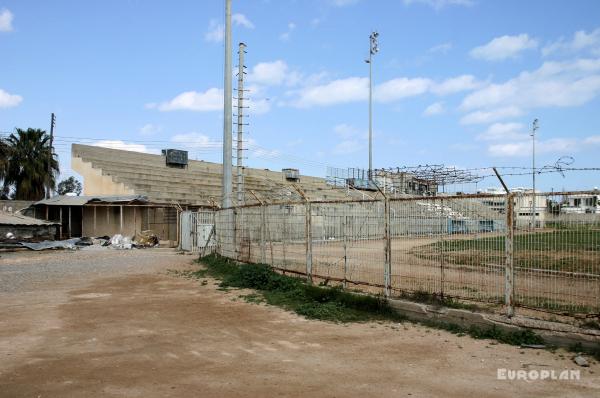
[31,195,185,246]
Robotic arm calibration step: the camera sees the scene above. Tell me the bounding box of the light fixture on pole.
[366,31,378,181]
[530,118,539,229]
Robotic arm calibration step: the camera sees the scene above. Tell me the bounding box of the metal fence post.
[260,204,266,264]
[306,201,313,284]
[505,192,515,317]
[384,197,392,297]
[439,198,445,298]
[233,208,238,260]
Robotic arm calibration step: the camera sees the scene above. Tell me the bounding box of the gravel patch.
[0,248,194,293]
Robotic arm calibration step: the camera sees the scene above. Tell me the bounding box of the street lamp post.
[366,31,378,181]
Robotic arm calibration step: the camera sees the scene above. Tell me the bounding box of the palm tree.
[3,128,59,200]
[0,138,9,199]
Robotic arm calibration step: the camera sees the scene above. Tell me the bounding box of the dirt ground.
[0,249,598,397]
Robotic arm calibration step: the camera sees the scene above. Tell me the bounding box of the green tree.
[3,128,59,200]
[0,138,9,199]
[57,176,82,196]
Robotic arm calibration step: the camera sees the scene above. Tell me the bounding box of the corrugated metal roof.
[34,195,149,206]
[0,211,58,226]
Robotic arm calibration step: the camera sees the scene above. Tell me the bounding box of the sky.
[1,0,600,192]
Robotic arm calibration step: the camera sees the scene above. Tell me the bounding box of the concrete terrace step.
[73,144,357,204]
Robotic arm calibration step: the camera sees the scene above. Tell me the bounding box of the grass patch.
[197,254,403,323]
[412,228,600,273]
[187,254,549,348]
[400,290,484,312]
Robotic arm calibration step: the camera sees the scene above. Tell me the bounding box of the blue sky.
[1,0,600,192]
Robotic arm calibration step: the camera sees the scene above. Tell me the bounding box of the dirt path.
[0,250,598,397]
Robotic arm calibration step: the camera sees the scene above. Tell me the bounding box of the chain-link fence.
[182,190,600,317]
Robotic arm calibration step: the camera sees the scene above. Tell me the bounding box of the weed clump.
[198,254,402,323]
[194,254,546,347]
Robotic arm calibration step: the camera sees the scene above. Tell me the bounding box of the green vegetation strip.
[184,254,549,348]
[412,228,600,273]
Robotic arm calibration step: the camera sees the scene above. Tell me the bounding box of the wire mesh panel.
[513,192,600,314]
[263,203,306,274]
[208,190,599,318]
[389,195,506,303]
[311,201,385,292]
[215,208,236,259]
[234,206,263,263]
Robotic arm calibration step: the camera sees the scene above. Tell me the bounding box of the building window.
[574,198,581,207]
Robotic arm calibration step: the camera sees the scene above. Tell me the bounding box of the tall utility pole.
[531,118,539,229]
[366,31,378,181]
[222,0,233,208]
[46,113,56,199]
[236,42,247,206]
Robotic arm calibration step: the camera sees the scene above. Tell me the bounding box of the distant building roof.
[34,195,149,206]
[0,211,58,226]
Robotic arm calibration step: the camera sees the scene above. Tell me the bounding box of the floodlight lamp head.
[370,31,379,54]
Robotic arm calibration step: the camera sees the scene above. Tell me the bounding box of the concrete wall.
[71,156,135,196]
[0,224,57,240]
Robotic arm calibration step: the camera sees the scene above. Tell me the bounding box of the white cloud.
[488,138,578,157]
[461,58,600,113]
[289,73,481,108]
[204,19,224,43]
[171,133,221,149]
[247,97,271,115]
[429,42,453,54]
[470,34,538,61]
[477,122,528,141]
[244,138,281,159]
[248,60,291,86]
[139,124,161,136]
[232,13,254,29]
[150,88,223,112]
[94,140,155,154]
[0,88,22,108]
[460,106,523,125]
[423,102,445,116]
[375,77,432,102]
[543,28,600,57]
[584,135,600,145]
[0,9,13,32]
[205,14,254,43]
[431,74,482,95]
[292,77,368,107]
[279,22,296,41]
[403,0,474,10]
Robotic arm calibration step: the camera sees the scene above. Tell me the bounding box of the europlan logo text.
[497,368,581,381]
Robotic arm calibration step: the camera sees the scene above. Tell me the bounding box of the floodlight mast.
[222,0,233,208]
[531,118,539,229]
[366,31,378,181]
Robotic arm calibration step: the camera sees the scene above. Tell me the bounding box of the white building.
[561,193,600,214]
[478,187,546,227]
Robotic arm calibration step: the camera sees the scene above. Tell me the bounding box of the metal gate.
[180,210,216,253]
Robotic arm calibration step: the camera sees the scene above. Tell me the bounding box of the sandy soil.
[0,249,598,397]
